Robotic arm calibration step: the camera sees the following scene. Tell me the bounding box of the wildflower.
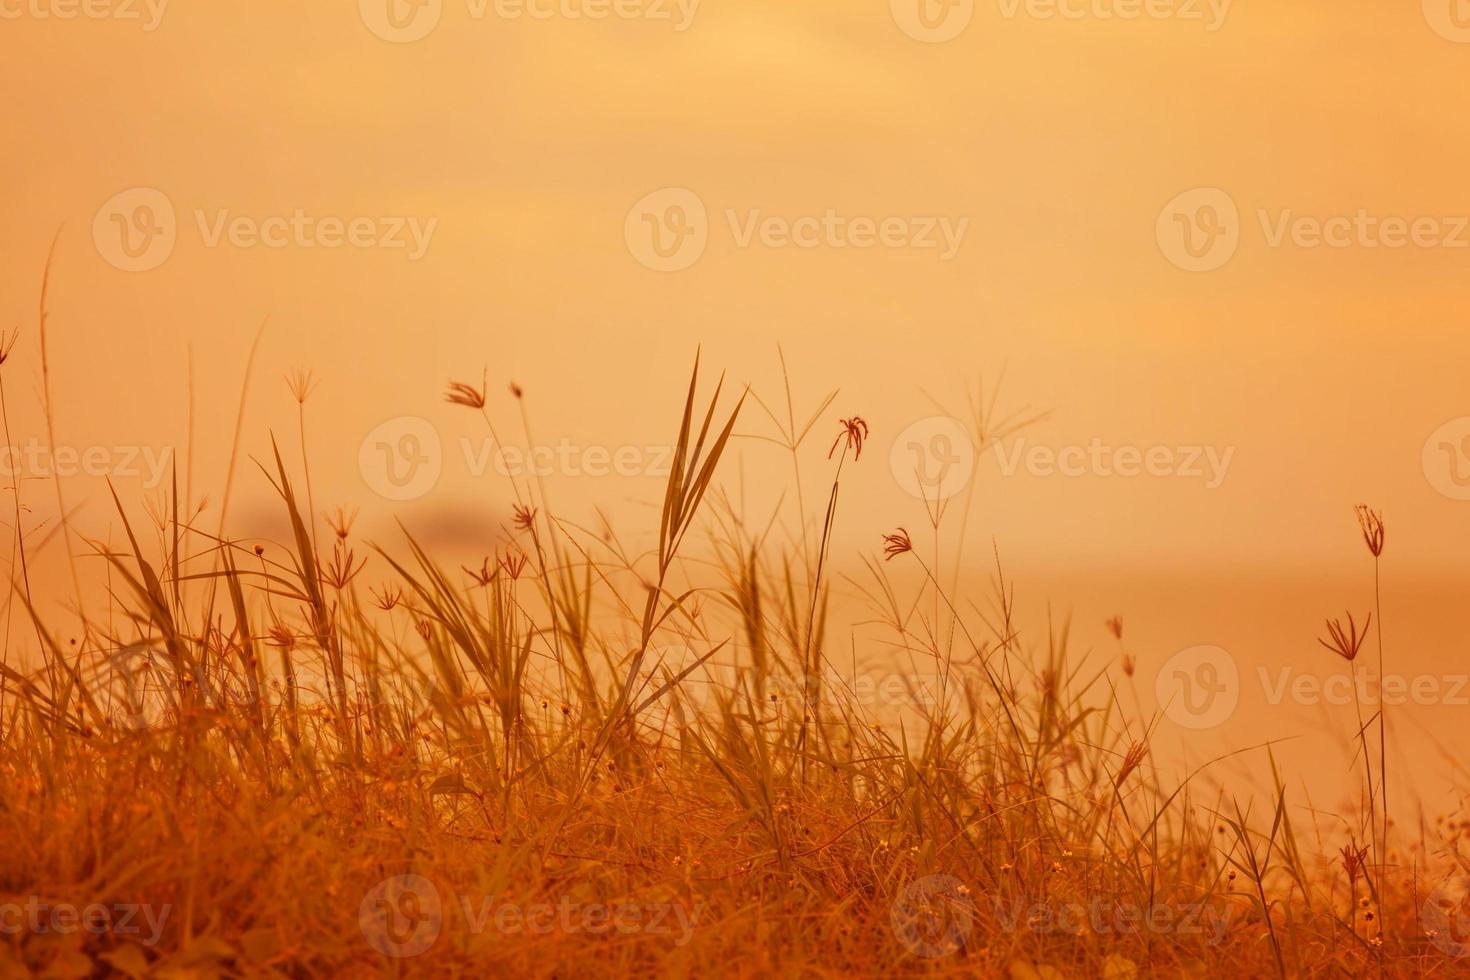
[1037,668,1057,703]
[265,625,297,651]
[1319,611,1371,662]
[499,547,529,581]
[322,543,366,589]
[1114,741,1148,786]
[370,584,404,611]
[325,506,358,541]
[1355,505,1385,557]
[446,369,488,409]
[285,367,318,404]
[828,416,869,461]
[464,556,497,587]
[1341,843,1369,885]
[512,503,538,533]
[253,544,265,557]
[881,528,912,561]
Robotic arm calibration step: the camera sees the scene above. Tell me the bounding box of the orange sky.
[3,1,1469,808]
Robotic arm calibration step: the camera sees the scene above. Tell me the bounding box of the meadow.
[0,312,1465,977]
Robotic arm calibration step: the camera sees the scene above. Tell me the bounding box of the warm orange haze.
[3,1,1470,976]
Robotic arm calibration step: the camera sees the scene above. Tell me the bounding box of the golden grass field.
[0,261,1467,979]
[9,0,1470,976]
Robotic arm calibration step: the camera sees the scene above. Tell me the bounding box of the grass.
[0,287,1465,976]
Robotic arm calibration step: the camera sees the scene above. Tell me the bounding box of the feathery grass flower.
[1319,611,1371,662]
[828,416,869,460]
[1355,504,1385,558]
[446,369,488,409]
